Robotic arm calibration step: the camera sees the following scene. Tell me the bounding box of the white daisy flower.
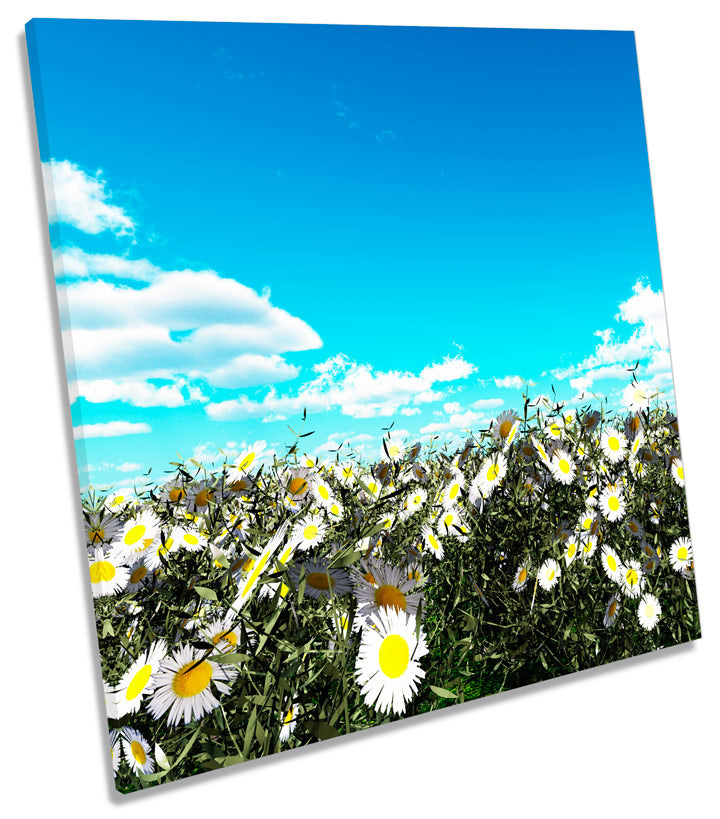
[187,480,217,514]
[624,517,644,539]
[603,594,621,628]
[669,537,693,572]
[402,487,427,517]
[420,524,444,559]
[476,453,508,498]
[334,461,356,487]
[619,560,644,598]
[354,608,428,716]
[549,449,576,485]
[110,729,122,776]
[382,435,405,462]
[290,559,352,600]
[512,562,530,592]
[600,428,628,463]
[352,560,424,619]
[115,640,167,718]
[623,381,654,412]
[637,593,661,631]
[600,546,623,582]
[538,558,561,591]
[121,728,155,775]
[88,548,129,598]
[671,458,685,488]
[148,644,238,727]
[599,486,626,522]
[110,510,161,563]
[291,513,328,552]
[229,440,267,476]
[279,700,298,743]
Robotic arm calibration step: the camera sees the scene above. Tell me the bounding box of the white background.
[2,1,718,815]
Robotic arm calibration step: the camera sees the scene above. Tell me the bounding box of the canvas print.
[26,20,700,793]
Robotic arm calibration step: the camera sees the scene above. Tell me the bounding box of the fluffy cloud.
[203,354,300,389]
[58,267,322,383]
[73,421,152,439]
[54,247,161,281]
[494,375,524,389]
[206,355,476,421]
[71,378,188,408]
[471,397,504,409]
[552,280,672,398]
[420,409,481,435]
[43,160,135,236]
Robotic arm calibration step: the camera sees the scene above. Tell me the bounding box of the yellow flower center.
[608,601,617,618]
[212,630,238,647]
[608,496,620,512]
[487,464,499,482]
[375,584,407,611]
[518,568,527,584]
[130,565,147,584]
[289,477,307,495]
[183,533,199,547]
[168,487,186,502]
[307,571,334,590]
[677,546,688,561]
[608,436,620,452]
[303,524,318,540]
[378,634,410,679]
[318,485,330,500]
[195,489,212,507]
[130,740,146,765]
[559,459,570,474]
[239,452,256,470]
[499,420,513,438]
[607,555,617,571]
[89,527,105,543]
[124,524,146,546]
[677,467,684,480]
[172,660,213,698]
[126,664,152,701]
[449,484,459,499]
[90,561,116,583]
[626,568,639,587]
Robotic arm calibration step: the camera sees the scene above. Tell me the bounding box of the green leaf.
[195,586,218,601]
[306,720,340,740]
[207,652,251,664]
[429,685,457,699]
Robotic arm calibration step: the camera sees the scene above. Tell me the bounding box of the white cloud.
[616,280,669,349]
[206,355,476,422]
[42,160,135,236]
[400,407,421,416]
[471,397,504,409]
[443,401,462,414]
[72,378,188,408]
[203,353,300,389]
[54,247,160,281]
[118,462,143,472]
[494,375,524,389]
[58,267,322,381]
[420,409,482,435]
[73,421,152,439]
[551,280,671,403]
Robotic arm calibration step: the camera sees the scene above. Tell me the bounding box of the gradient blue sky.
[27,20,673,489]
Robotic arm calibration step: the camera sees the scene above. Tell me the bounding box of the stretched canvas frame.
[26,18,700,793]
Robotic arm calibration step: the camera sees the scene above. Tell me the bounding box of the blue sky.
[27,20,674,489]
